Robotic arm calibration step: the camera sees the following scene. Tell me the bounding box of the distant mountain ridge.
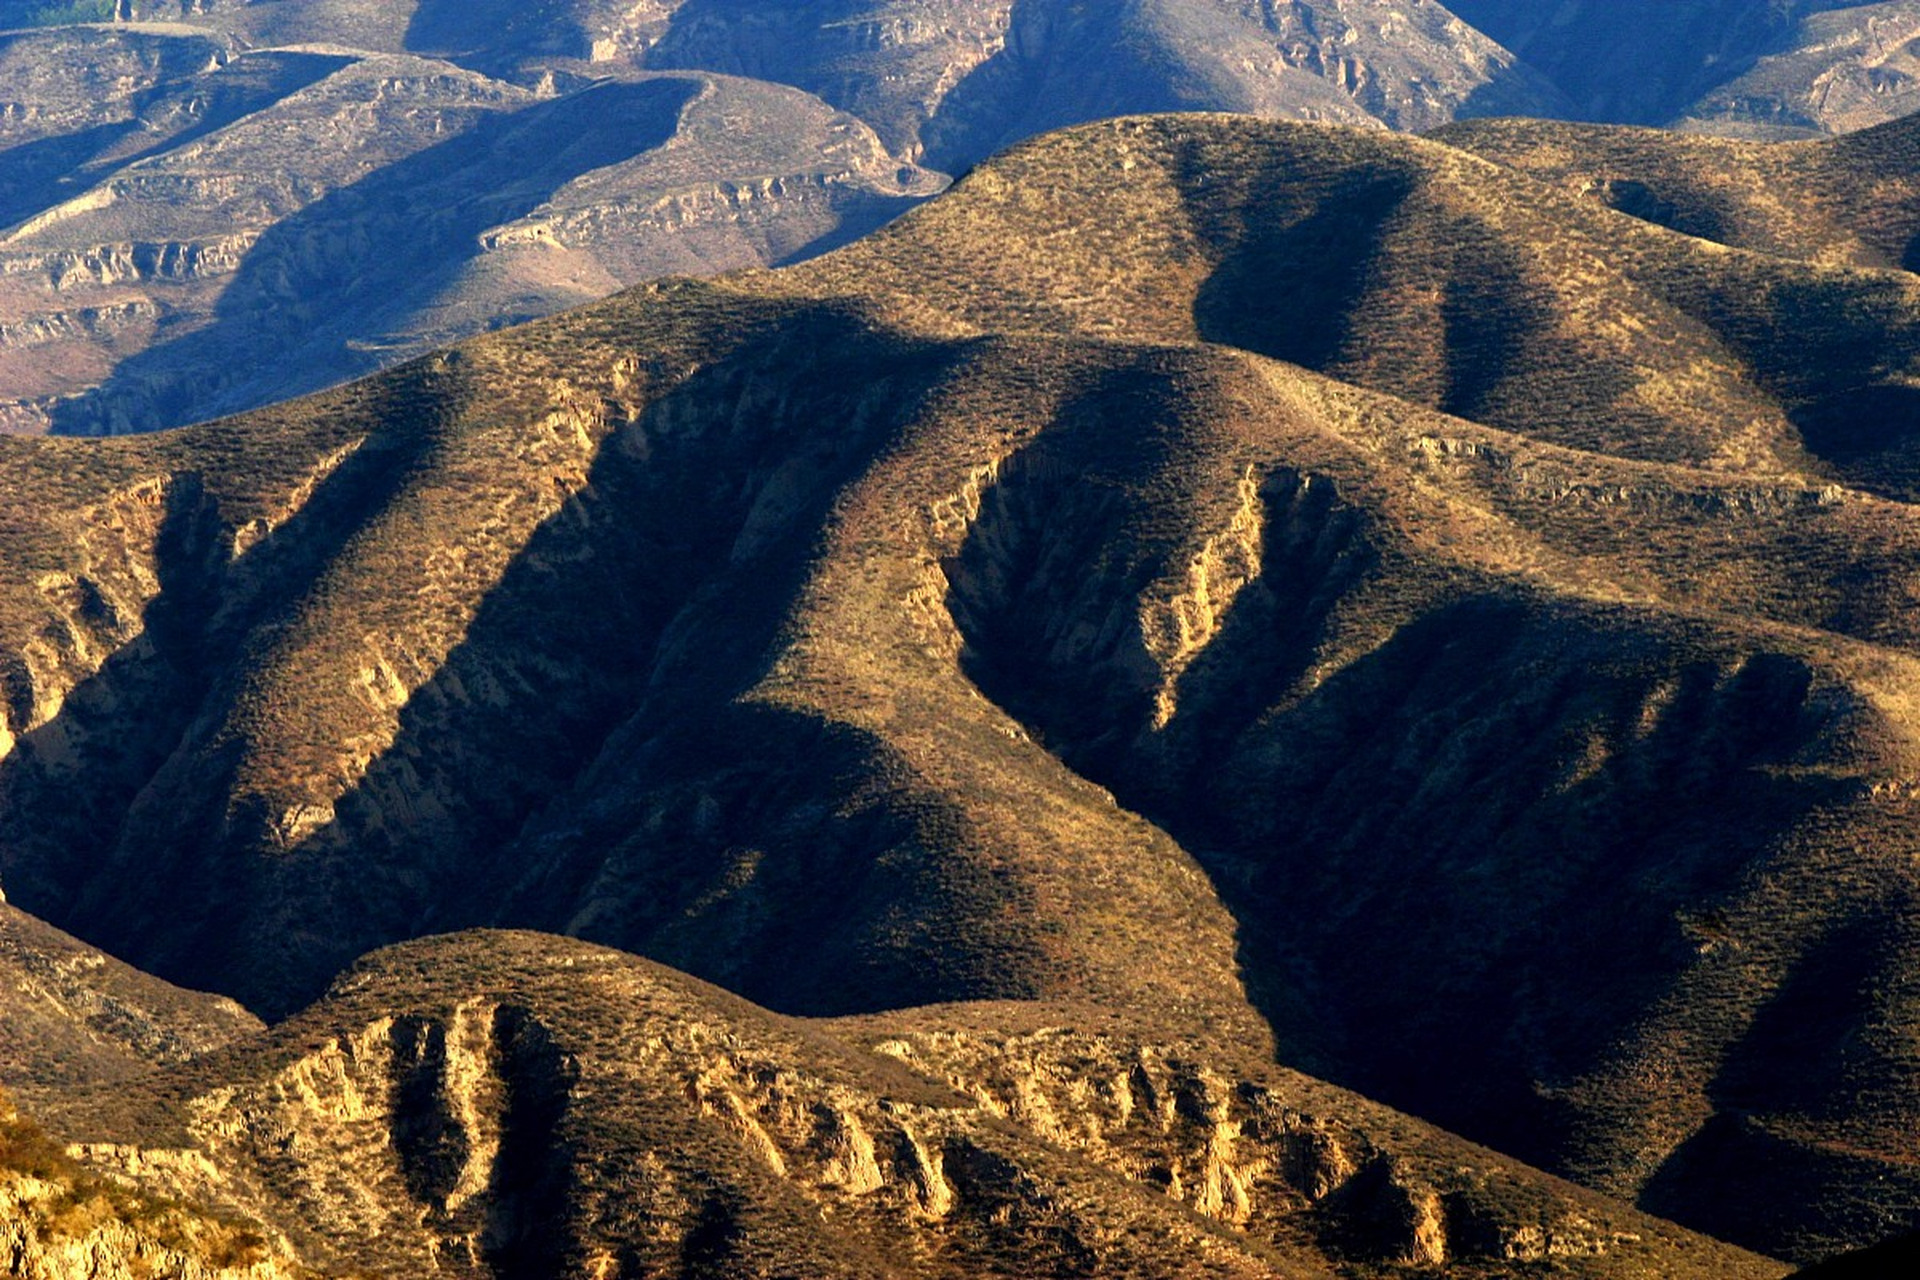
[1448,0,1920,135]
[0,1,1542,437]
[9,2,1920,438]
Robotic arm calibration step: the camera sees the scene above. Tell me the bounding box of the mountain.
[21,928,1784,1279]
[1,1087,285,1280]
[1430,111,1920,271]
[0,900,1779,1277]
[3,108,1920,1267]
[626,0,1561,166]
[0,23,941,435]
[1447,0,1920,137]
[17,3,1920,441]
[0,897,285,1278]
[0,3,1566,439]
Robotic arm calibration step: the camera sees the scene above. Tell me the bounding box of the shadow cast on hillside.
[208,307,1016,1018]
[0,363,459,992]
[945,435,1853,1188]
[8,298,1026,1020]
[46,77,699,436]
[1639,908,1920,1258]
[403,0,591,72]
[1190,164,1414,375]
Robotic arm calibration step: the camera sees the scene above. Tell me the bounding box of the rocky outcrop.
[0,1091,291,1280]
[39,931,1783,1280]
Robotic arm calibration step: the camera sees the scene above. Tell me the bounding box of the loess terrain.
[3,106,1920,1272]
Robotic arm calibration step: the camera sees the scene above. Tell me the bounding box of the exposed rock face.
[39,931,1784,1279]
[1675,2,1920,136]
[1446,0,1920,136]
[637,0,1561,167]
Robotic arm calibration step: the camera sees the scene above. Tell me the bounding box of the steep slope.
[0,30,937,435]
[1675,1,1920,137]
[796,115,1920,497]
[1443,1,1920,136]
[44,929,1785,1279]
[195,1,1560,159]
[4,113,1920,1263]
[0,901,261,1108]
[0,1088,290,1280]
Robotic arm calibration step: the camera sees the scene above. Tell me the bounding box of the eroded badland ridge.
[1,104,1920,1273]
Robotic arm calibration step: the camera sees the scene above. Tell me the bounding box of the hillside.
[2,111,1920,1268]
[35,929,1786,1279]
[17,4,1920,441]
[0,1087,288,1280]
[0,901,261,1108]
[1446,0,1920,137]
[0,2,1570,437]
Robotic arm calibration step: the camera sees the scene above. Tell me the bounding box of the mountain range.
[11,1,1920,437]
[4,91,1920,1271]
[9,3,1920,1277]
